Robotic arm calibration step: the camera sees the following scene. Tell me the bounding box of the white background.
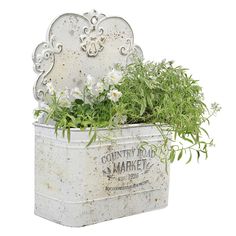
[0,0,235,235]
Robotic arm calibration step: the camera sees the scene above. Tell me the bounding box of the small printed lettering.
[105,180,149,191]
[100,147,157,189]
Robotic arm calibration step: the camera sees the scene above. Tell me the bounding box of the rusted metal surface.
[35,124,170,227]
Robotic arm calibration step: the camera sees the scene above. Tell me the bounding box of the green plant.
[34,59,221,163]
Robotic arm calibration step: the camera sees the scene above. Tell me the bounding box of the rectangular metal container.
[34,123,170,227]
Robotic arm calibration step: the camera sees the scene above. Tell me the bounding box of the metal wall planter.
[33,10,169,227]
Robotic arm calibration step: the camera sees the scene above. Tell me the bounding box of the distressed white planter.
[34,123,170,227]
[33,10,171,227]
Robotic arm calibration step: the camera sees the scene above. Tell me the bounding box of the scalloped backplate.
[32,10,143,101]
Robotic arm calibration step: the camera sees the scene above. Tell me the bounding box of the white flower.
[149,76,155,80]
[86,74,105,98]
[71,87,83,100]
[104,69,123,86]
[60,96,70,107]
[86,74,96,89]
[59,89,71,107]
[46,82,55,95]
[95,82,104,94]
[113,115,127,125]
[107,89,122,102]
[211,102,221,112]
[90,81,104,97]
[85,74,99,97]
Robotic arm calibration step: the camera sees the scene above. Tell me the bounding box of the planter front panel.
[35,124,169,227]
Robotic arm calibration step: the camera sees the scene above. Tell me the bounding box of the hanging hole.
[91,16,98,25]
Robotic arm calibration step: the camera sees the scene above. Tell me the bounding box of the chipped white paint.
[33,10,170,227]
[35,124,170,227]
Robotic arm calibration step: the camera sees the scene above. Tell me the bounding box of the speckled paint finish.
[32,10,143,102]
[34,124,170,227]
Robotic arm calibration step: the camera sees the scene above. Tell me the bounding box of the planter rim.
[33,122,170,132]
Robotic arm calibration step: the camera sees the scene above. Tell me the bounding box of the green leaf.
[86,130,97,147]
[169,149,175,163]
[62,128,65,138]
[140,103,146,116]
[182,135,193,144]
[200,127,210,138]
[186,151,192,164]
[54,123,58,137]
[177,149,183,161]
[147,95,153,108]
[67,128,71,143]
[67,122,77,128]
[196,150,200,162]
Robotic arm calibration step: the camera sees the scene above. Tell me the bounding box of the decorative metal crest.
[80,11,106,57]
[33,10,143,102]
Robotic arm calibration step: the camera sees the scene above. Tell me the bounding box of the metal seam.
[35,187,166,205]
